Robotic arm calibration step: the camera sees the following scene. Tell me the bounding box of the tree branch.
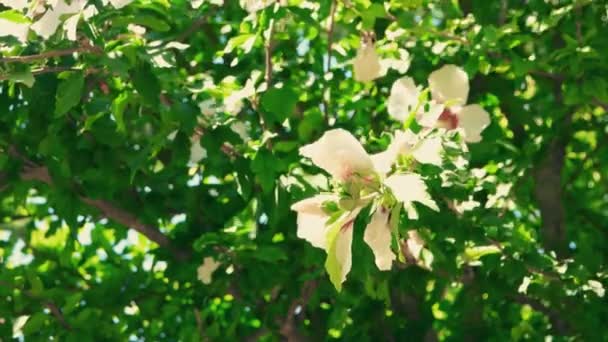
[510,294,569,334]
[0,46,101,63]
[45,302,72,330]
[533,80,571,255]
[9,148,190,261]
[0,281,72,330]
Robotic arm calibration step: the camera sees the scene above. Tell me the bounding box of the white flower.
[299,129,375,182]
[353,36,381,82]
[296,128,440,289]
[363,207,395,270]
[427,65,491,142]
[388,65,491,142]
[197,257,220,284]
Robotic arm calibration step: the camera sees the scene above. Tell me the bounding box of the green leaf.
[63,293,83,315]
[132,63,160,106]
[0,10,31,23]
[6,70,35,87]
[112,92,130,133]
[112,15,171,32]
[260,86,297,124]
[251,149,279,193]
[54,71,85,117]
[23,313,47,335]
[463,245,501,262]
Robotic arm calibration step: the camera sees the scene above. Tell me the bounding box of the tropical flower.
[197,257,221,284]
[353,32,382,82]
[293,129,439,290]
[388,65,491,142]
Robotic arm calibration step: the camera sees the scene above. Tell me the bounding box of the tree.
[0,0,607,340]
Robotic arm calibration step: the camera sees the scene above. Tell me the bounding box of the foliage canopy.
[0,0,607,340]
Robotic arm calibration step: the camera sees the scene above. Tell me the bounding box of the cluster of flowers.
[291,63,491,290]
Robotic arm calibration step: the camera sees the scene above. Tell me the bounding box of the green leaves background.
[0,0,607,340]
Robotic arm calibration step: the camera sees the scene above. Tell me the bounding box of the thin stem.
[323,0,338,125]
[0,46,101,63]
[264,19,275,86]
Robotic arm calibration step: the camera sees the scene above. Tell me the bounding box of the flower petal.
[189,139,207,165]
[197,257,221,284]
[31,0,83,39]
[412,137,443,166]
[364,207,395,270]
[405,230,425,260]
[388,77,421,121]
[417,100,445,128]
[385,173,439,211]
[299,129,374,181]
[353,45,382,82]
[456,104,491,143]
[0,18,30,43]
[109,0,134,9]
[0,0,27,10]
[428,64,469,106]
[63,13,80,41]
[291,195,337,249]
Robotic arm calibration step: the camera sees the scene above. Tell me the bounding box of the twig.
[176,17,207,42]
[279,280,318,341]
[325,0,337,74]
[45,302,72,330]
[323,0,338,125]
[509,294,569,334]
[593,99,608,111]
[193,308,205,340]
[0,46,101,63]
[528,70,565,81]
[264,20,276,86]
[80,197,190,261]
[0,281,72,330]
